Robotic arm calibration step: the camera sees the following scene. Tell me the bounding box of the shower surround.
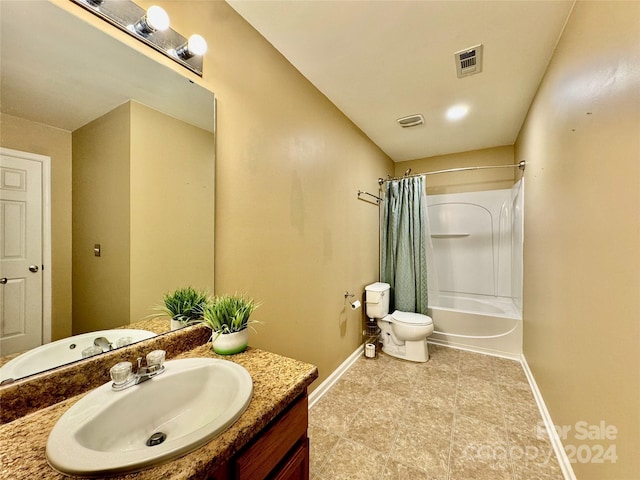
[427,180,524,357]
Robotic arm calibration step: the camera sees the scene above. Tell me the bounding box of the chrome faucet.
[133,357,163,385]
[94,336,113,352]
[109,350,166,391]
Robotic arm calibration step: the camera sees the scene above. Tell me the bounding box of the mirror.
[0,1,215,381]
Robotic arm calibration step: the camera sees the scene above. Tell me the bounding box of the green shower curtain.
[380,176,429,314]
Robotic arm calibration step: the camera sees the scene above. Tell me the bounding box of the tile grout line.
[497,375,519,480]
[312,426,339,480]
[445,353,462,480]
[371,359,403,479]
[312,365,390,479]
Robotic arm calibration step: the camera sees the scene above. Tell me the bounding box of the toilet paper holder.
[344,291,361,311]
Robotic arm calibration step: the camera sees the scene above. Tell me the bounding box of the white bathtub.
[428,294,522,358]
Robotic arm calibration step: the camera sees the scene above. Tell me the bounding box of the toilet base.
[380,336,429,363]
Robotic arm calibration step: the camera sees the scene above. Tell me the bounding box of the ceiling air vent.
[397,114,424,128]
[454,44,483,78]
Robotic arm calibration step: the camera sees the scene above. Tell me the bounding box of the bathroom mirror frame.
[0,0,216,384]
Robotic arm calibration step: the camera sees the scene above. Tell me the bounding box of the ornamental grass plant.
[152,286,209,324]
[200,293,260,334]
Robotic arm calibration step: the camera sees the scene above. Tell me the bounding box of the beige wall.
[395,145,516,195]
[515,2,640,479]
[150,0,393,387]
[72,103,131,334]
[47,3,639,476]
[0,113,72,341]
[129,101,215,322]
[72,101,216,331]
[4,0,389,383]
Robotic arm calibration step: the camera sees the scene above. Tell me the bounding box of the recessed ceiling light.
[446,105,469,121]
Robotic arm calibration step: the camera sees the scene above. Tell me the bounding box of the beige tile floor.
[309,344,564,480]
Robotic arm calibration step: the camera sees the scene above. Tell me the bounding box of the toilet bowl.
[365,282,434,363]
[378,311,433,362]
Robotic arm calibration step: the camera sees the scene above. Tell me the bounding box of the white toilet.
[365,282,434,363]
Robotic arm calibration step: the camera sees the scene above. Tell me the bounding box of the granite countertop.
[0,346,318,480]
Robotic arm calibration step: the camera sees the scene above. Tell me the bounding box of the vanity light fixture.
[70,0,207,76]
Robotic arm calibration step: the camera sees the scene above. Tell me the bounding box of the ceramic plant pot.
[170,318,188,331]
[212,329,249,355]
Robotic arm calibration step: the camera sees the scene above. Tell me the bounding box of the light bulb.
[133,5,170,34]
[146,5,170,32]
[446,104,469,121]
[187,34,207,56]
[176,34,208,60]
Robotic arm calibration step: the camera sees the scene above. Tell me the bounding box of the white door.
[0,151,43,356]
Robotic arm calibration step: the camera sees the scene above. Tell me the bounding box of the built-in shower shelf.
[431,233,471,238]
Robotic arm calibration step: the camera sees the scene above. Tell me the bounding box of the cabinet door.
[207,462,231,480]
[235,396,308,480]
[271,438,309,480]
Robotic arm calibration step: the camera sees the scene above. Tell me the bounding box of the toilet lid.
[365,282,390,292]
[391,310,433,325]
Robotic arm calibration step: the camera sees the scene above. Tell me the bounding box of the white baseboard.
[521,354,577,480]
[308,343,363,410]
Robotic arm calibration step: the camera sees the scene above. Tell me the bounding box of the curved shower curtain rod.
[377,160,526,186]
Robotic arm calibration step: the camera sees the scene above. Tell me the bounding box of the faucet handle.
[110,362,133,386]
[146,350,166,369]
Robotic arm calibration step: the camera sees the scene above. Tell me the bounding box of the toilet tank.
[365,282,390,319]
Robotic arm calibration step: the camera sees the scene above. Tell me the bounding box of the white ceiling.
[0,1,214,133]
[227,0,574,162]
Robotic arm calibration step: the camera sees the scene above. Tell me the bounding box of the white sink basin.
[46,358,253,477]
[0,329,157,382]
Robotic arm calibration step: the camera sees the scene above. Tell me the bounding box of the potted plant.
[152,286,209,331]
[200,293,260,355]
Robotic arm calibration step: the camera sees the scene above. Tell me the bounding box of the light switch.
[94,244,101,257]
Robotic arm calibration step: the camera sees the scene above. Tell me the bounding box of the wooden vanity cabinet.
[208,394,309,480]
